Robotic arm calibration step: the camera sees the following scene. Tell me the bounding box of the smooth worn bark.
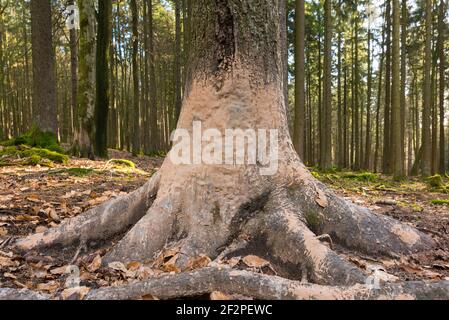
[10,0,444,301]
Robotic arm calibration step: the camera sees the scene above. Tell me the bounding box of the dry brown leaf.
[108,261,127,273]
[87,255,102,272]
[0,227,7,237]
[50,266,68,275]
[0,256,18,267]
[163,255,180,273]
[48,209,60,222]
[186,255,211,270]
[226,257,241,268]
[127,261,142,271]
[37,281,60,292]
[3,272,17,279]
[210,291,232,300]
[242,255,270,268]
[141,294,159,300]
[315,189,328,208]
[61,286,90,300]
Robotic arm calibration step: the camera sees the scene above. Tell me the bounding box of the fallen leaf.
[3,272,17,279]
[242,255,270,268]
[50,266,69,275]
[0,227,7,237]
[315,189,328,208]
[163,255,180,273]
[108,261,127,273]
[87,255,102,272]
[141,294,159,300]
[37,281,60,292]
[61,286,90,300]
[0,256,18,267]
[127,261,142,271]
[210,291,232,300]
[186,255,211,270]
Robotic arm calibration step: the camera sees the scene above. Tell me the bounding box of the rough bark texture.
[7,0,444,301]
[72,0,95,159]
[30,0,57,134]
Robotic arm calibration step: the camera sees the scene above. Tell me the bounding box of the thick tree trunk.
[30,0,57,134]
[10,0,442,300]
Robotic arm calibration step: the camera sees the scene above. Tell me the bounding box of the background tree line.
[0,0,447,178]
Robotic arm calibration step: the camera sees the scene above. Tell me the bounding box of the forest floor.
[1,150,449,299]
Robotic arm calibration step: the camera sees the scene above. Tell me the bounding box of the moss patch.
[430,199,449,206]
[109,159,136,168]
[0,145,68,167]
[1,126,64,153]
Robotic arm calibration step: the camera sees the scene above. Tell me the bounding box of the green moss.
[1,126,64,153]
[430,199,449,206]
[304,211,324,232]
[109,159,136,168]
[426,175,444,188]
[341,172,379,182]
[67,168,95,176]
[0,145,68,165]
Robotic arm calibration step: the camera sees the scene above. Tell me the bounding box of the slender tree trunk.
[392,0,404,179]
[421,0,432,176]
[72,0,95,158]
[148,0,158,153]
[321,0,332,170]
[293,0,306,159]
[364,28,372,171]
[130,0,140,155]
[400,0,407,172]
[94,0,112,158]
[30,0,57,134]
[437,0,446,174]
[173,0,182,128]
[383,0,392,174]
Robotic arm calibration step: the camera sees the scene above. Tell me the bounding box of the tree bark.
[421,0,432,176]
[293,0,306,159]
[30,0,57,134]
[11,0,443,300]
[94,0,112,158]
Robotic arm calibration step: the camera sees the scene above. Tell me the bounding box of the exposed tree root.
[14,172,161,252]
[84,268,449,300]
[287,164,435,256]
[3,268,449,300]
[0,288,49,300]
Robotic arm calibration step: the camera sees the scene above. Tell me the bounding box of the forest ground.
[1,150,449,300]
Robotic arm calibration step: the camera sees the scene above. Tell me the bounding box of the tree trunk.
[173,0,182,127]
[30,0,57,134]
[94,0,112,158]
[293,0,305,159]
[383,0,392,174]
[148,0,158,154]
[437,0,446,174]
[391,0,404,179]
[13,0,441,300]
[72,0,95,159]
[421,0,432,176]
[130,0,140,155]
[321,0,332,170]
